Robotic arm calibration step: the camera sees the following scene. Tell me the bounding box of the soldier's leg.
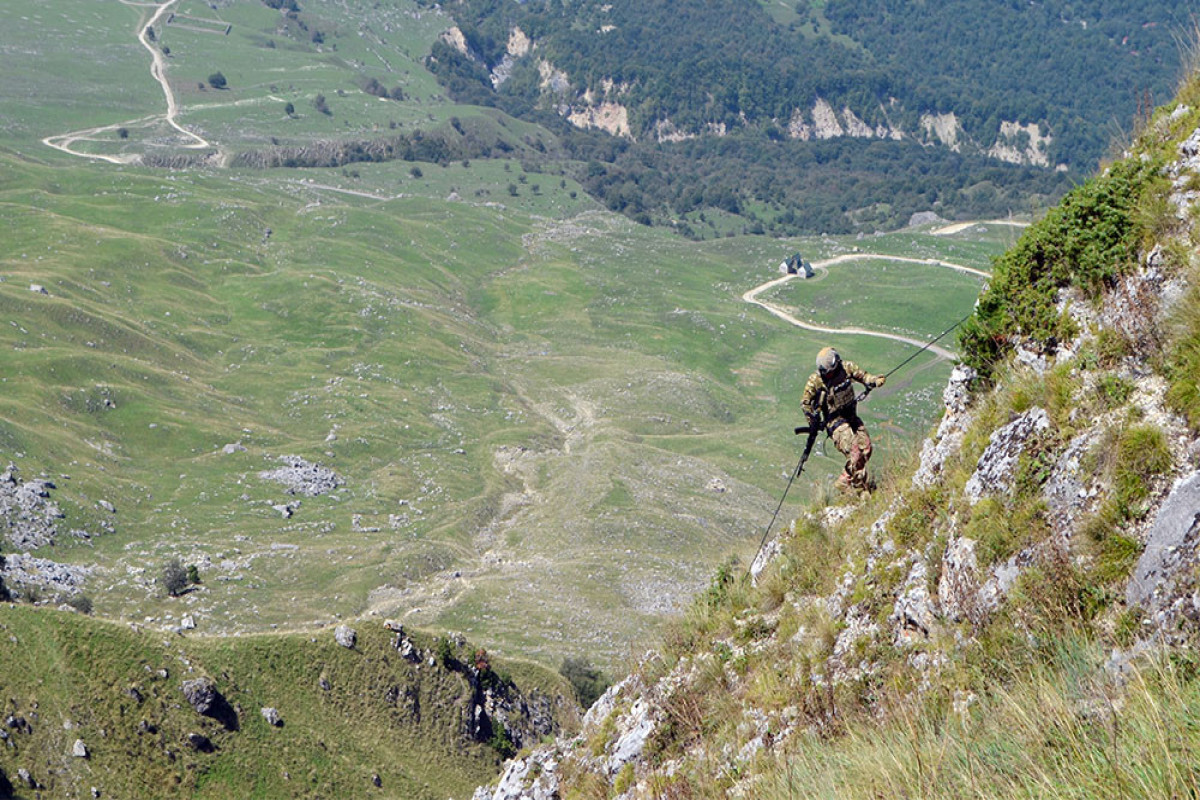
[848,425,873,490]
[829,423,856,492]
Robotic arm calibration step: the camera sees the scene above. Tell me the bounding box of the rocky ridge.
[473,111,1200,799]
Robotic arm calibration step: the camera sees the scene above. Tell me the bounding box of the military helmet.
[816,347,841,374]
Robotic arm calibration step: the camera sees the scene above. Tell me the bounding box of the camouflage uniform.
[801,355,885,492]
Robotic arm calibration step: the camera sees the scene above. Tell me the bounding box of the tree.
[160,558,189,597]
[313,94,331,115]
[117,128,129,140]
[208,71,227,89]
[559,657,610,709]
[284,101,295,117]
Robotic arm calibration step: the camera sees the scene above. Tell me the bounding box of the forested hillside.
[423,0,1188,233]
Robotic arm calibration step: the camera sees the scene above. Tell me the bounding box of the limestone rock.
[474,754,561,800]
[1128,470,1200,610]
[72,739,88,758]
[334,624,356,649]
[913,365,977,489]
[963,407,1051,503]
[891,558,936,645]
[261,707,282,727]
[181,677,219,715]
[259,456,344,496]
[938,536,980,622]
[1042,429,1101,533]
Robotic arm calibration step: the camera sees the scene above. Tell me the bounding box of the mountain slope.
[474,74,1200,800]
[0,607,577,799]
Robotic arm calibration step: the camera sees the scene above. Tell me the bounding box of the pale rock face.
[987,120,1052,167]
[567,102,632,138]
[537,60,571,94]
[507,27,532,57]
[440,26,471,57]
[891,558,936,645]
[913,365,977,489]
[841,106,874,138]
[1128,470,1200,609]
[474,755,561,800]
[788,107,813,140]
[920,112,962,151]
[1042,429,1101,535]
[938,536,980,622]
[963,407,1051,504]
[654,119,695,143]
[810,98,844,139]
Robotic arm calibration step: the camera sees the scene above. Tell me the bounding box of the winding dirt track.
[742,252,993,359]
[41,0,213,163]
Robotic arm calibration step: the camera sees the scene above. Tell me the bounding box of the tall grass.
[764,642,1200,799]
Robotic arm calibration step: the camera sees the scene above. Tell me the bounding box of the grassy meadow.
[0,0,1020,673]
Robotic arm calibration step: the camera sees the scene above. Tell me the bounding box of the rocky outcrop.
[3,554,91,598]
[1127,471,1200,615]
[963,407,1051,503]
[181,678,220,715]
[334,624,356,649]
[259,456,344,496]
[0,464,66,549]
[913,365,977,488]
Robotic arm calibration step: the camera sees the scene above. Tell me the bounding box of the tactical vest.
[822,367,856,420]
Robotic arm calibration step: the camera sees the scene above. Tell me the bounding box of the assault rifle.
[792,414,823,478]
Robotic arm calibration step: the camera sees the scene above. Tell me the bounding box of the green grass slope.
[0,604,575,799]
[0,143,1018,669]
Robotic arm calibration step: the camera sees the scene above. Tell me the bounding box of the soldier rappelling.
[801,347,885,494]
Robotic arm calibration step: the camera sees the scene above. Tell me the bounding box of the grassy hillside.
[0,143,1018,670]
[490,74,1200,800]
[0,604,576,799]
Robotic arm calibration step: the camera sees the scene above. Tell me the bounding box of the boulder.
[72,739,88,758]
[261,707,282,727]
[334,624,356,649]
[181,677,219,715]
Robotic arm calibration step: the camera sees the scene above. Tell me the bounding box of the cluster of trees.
[564,130,1071,235]
[411,0,1186,234]
[820,0,1184,169]
[421,0,1184,169]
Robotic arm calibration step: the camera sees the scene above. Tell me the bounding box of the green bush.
[560,657,611,709]
[160,558,189,597]
[960,156,1160,378]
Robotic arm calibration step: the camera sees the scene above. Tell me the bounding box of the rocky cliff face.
[473,99,1200,800]
[441,25,1058,168]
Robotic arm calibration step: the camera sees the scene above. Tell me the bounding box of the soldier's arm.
[800,374,822,420]
[844,360,885,388]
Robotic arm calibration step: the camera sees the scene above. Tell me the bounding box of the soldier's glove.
[870,375,886,388]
